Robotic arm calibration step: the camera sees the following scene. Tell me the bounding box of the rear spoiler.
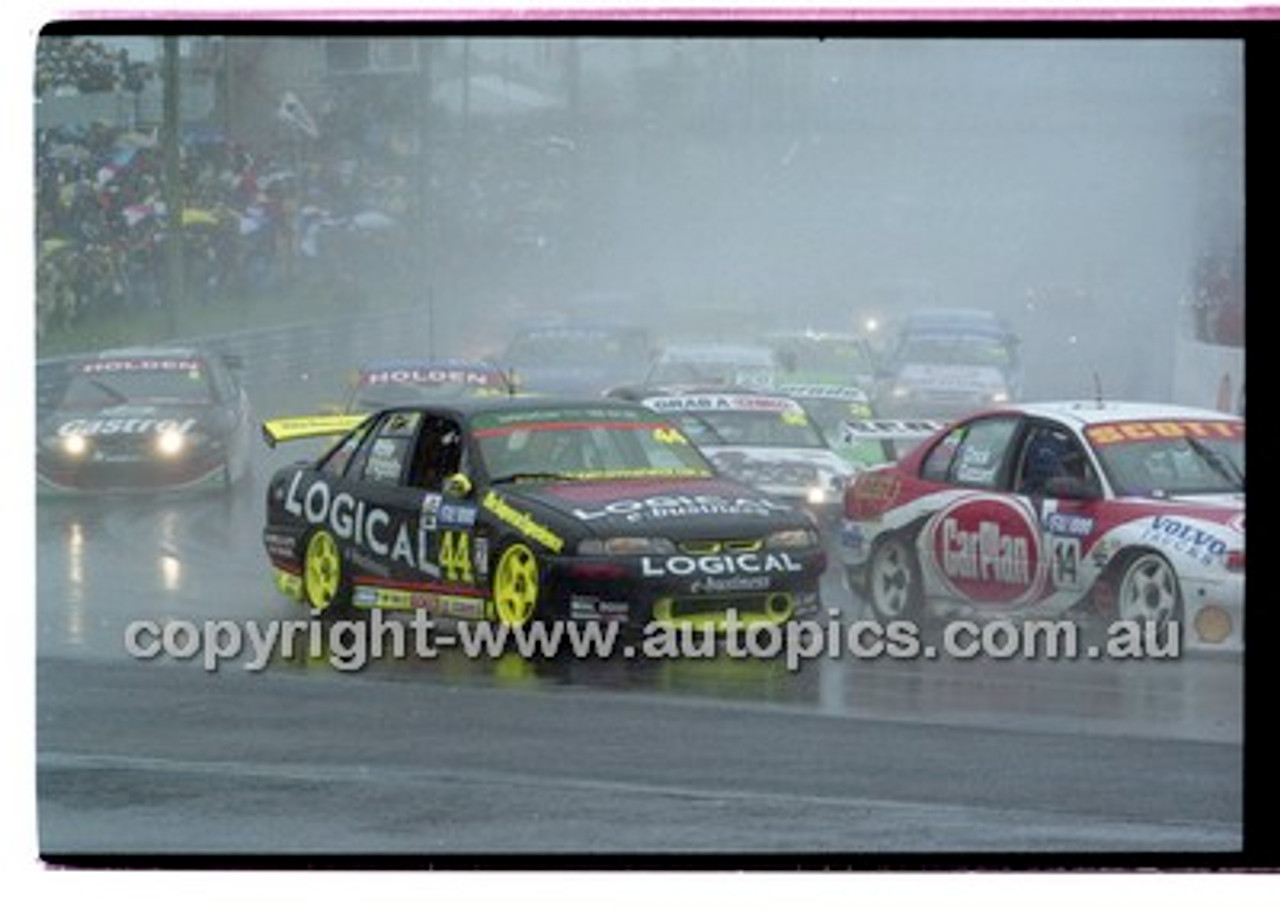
[261,414,367,448]
[840,418,946,460]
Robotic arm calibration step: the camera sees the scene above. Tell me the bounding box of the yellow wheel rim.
[304,529,341,611]
[492,543,539,627]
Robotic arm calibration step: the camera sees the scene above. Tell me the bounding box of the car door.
[406,413,486,618]
[1010,420,1106,607]
[914,414,1047,610]
[336,409,437,586]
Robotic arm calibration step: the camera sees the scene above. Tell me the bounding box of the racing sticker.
[922,495,1046,606]
[1142,515,1231,567]
[1085,419,1244,445]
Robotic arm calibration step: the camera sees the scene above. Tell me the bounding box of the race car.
[774,382,890,471]
[616,386,855,526]
[331,358,514,413]
[764,329,880,395]
[637,343,780,391]
[37,346,253,494]
[874,308,1022,418]
[262,397,826,633]
[496,319,654,397]
[840,401,1244,650]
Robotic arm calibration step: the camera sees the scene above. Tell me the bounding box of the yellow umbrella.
[181,208,220,227]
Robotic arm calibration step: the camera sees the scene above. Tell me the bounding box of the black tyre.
[866,534,923,624]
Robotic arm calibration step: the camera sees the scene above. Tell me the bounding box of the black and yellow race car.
[262,397,826,632]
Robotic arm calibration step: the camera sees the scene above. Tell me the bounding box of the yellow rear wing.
[261,414,367,448]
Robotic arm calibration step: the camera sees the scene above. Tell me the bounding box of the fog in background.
[37,35,1244,404]
[433,38,1242,401]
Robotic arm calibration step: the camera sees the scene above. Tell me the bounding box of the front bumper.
[37,454,230,495]
[1179,573,1244,651]
[543,548,827,630]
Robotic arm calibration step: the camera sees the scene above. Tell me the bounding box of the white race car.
[840,401,1244,651]
[628,386,855,525]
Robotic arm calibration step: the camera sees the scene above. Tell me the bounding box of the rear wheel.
[489,541,543,628]
[1114,551,1181,631]
[303,528,349,616]
[866,534,923,624]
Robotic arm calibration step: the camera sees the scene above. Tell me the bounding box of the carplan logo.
[924,495,1046,606]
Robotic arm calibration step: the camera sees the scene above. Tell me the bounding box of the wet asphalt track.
[34,439,1244,859]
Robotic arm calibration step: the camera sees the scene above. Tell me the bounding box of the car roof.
[1008,400,1243,429]
[372,395,662,419]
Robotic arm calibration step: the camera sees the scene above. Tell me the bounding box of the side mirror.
[1045,475,1102,501]
[443,472,473,499]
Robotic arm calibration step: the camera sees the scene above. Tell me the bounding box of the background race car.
[775,382,890,472]
[332,358,514,413]
[495,319,654,397]
[635,343,781,391]
[840,401,1244,651]
[262,397,826,633]
[874,308,1022,418]
[37,346,253,494]
[623,386,855,526]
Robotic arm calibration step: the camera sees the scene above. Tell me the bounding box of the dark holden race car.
[328,358,514,414]
[37,346,253,494]
[840,401,1244,651]
[262,397,826,632]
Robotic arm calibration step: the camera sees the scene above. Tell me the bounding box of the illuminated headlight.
[988,390,1011,404]
[765,528,819,550]
[155,429,187,456]
[890,384,912,400]
[577,536,677,556]
[806,485,829,505]
[864,317,880,333]
[62,433,89,457]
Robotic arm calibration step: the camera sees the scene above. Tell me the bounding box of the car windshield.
[646,395,827,449]
[1087,420,1245,496]
[59,364,214,408]
[897,335,1014,368]
[471,405,715,481]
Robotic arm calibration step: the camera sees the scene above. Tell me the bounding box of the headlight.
[765,528,819,550]
[806,485,832,505]
[62,433,89,457]
[988,390,1011,404]
[890,384,912,400]
[578,536,677,556]
[155,429,186,456]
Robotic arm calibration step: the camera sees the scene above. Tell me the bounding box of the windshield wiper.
[1183,437,1245,489]
[87,378,130,404]
[489,471,578,485]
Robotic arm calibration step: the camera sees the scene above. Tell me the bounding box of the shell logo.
[923,495,1046,606]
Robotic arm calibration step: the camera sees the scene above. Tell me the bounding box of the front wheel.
[866,534,923,624]
[488,541,544,628]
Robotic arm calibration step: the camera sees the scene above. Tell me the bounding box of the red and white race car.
[839,401,1244,650]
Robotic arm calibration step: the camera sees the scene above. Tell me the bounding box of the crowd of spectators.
[34,38,582,342]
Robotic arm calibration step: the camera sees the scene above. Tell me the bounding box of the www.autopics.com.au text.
[123,608,1182,673]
